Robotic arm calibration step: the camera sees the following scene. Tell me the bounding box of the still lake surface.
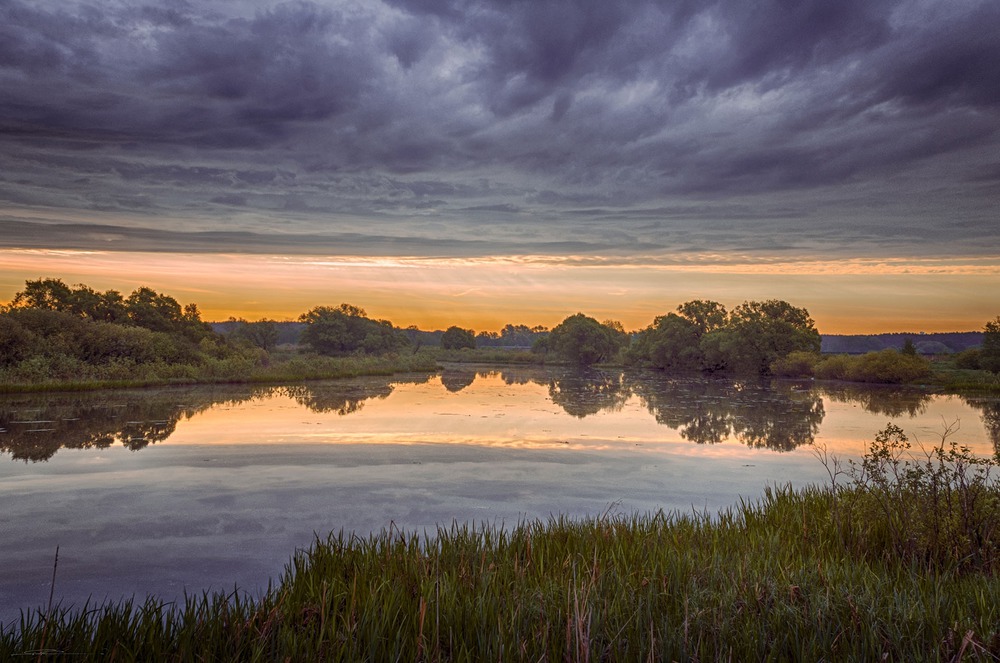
[2,365,998,625]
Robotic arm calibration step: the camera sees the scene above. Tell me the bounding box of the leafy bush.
[844,349,931,383]
[819,422,1000,573]
[954,348,982,370]
[984,316,1000,373]
[769,350,821,377]
[630,299,819,375]
[299,304,409,356]
[812,354,851,380]
[547,313,626,366]
[0,315,34,366]
[440,326,476,350]
[812,350,931,384]
[630,313,702,371]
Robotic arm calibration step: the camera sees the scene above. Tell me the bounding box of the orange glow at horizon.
[0,249,997,334]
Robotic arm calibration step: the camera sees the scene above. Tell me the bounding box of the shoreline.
[5,483,999,659]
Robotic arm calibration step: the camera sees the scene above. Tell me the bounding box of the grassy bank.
[5,427,1000,660]
[0,352,440,393]
[929,361,1000,393]
[5,491,998,660]
[426,346,548,365]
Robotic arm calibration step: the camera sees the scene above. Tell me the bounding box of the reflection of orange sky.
[1,249,997,333]
[154,375,997,458]
[164,375,682,452]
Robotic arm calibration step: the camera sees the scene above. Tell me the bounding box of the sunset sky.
[1,0,998,333]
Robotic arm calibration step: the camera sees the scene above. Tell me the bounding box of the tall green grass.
[5,425,1000,660]
[429,346,547,364]
[928,359,1000,393]
[0,352,440,393]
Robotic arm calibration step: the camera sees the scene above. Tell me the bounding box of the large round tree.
[440,326,476,350]
[299,304,407,356]
[700,300,820,375]
[548,314,626,366]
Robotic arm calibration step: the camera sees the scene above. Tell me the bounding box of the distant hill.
[820,332,982,355]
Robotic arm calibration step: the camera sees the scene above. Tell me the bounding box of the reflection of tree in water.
[0,385,274,462]
[627,376,825,451]
[816,384,931,418]
[730,384,825,451]
[285,375,431,414]
[962,396,1000,456]
[285,383,392,415]
[498,370,536,386]
[440,370,477,393]
[547,369,630,418]
[468,369,534,386]
[0,376,435,462]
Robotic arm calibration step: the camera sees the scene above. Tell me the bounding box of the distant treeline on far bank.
[211,321,984,356]
[1,278,997,390]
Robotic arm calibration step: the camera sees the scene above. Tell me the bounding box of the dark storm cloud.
[0,217,666,257]
[0,0,998,258]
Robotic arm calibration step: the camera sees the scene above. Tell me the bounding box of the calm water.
[1,366,997,625]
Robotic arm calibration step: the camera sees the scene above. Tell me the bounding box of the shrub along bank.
[0,280,437,391]
[771,348,933,384]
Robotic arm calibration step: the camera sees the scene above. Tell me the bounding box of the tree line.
[286,297,827,375]
[2,278,998,382]
[0,278,223,377]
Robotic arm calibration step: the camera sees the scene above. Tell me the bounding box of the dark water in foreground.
[1,366,997,625]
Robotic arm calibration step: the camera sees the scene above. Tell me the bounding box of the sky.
[1,0,998,332]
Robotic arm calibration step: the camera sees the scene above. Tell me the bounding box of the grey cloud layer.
[1,0,998,257]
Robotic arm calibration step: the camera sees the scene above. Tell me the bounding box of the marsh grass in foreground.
[5,425,1000,661]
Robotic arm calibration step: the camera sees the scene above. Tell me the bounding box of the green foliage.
[769,350,822,377]
[849,348,932,383]
[0,308,197,368]
[0,279,442,390]
[8,278,209,340]
[630,299,819,376]
[983,316,1000,373]
[440,325,476,350]
[955,348,982,370]
[229,318,280,351]
[812,349,932,384]
[426,346,543,365]
[675,299,727,334]
[707,299,821,374]
[812,353,851,380]
[475,324,549,347]
[9,278,75,312]
[0,315,34,367]
[299,304,408,356]
[819,422,1000,573]
[125,287,211,341]
[530,334,550,355]
[0,279,251,387]
[629,313,702,371]
[547,313,626,366]
[901,338,917,356]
